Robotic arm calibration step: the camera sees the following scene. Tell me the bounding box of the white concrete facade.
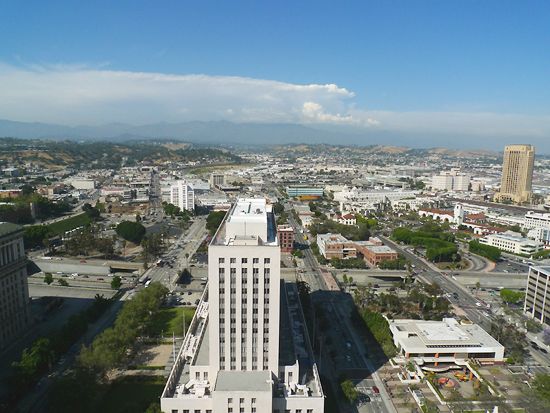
[390,318,505,364]
[160,199,324,413]
[524,211,550,231]
[479,231,543,255]
[170,180,195,211]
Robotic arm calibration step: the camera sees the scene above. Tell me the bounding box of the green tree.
[145,403,162,413]
[206,211,226,236]
[500,289,525,306]
[110,275,122,289]
[340,379,358,403]
[58,278,69,286]
[115,221,146,244]
[44,272,54,285]
[23,225,51,249]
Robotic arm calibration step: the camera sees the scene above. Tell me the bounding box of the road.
[286,203,396,413]
[144,216,208,291]
[380,236,496,329]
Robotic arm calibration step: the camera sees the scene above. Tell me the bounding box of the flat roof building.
[479,230,543,255]
[389,318,505,365]
[277,224,294,253]
[160,199,324,413]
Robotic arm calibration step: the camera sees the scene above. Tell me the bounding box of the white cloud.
[0,62,549,143]
[0,63,356,125]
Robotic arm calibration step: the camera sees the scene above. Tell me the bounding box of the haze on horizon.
[1,1,549,151]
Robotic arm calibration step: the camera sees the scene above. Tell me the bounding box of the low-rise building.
[286,186,324,199]
[524,211,550,231]
[335,213,356,226]
[316,233,357,260]
[360,244,399,266]
[277,224,294,253]
[479,231,543,255]
[389,318,505,365]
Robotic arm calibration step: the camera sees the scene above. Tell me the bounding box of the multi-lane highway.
[145,216,208,291]
[380,235,496,329]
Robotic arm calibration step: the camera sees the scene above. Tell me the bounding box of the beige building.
[495,144,535,204]
[0,222,30,350]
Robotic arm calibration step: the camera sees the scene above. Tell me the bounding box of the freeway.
[380,235,496,329]
[144,216,208,291]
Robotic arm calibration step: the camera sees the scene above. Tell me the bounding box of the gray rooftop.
[0,222,23,238]
[214,370,272,392]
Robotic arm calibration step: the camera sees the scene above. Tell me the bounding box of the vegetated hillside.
[271,143,499,159]
[0,138,242,170]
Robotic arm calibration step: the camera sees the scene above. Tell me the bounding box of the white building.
[70,177,96,190]
[524,211,550,231]
[479,231,543,255]
[527,228,550,246]
[389,318,505,364]
[160,199,324,413]
[170,180,195,211]
[431,170,471,192]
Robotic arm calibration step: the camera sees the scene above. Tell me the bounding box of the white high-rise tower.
[161,198,324,413]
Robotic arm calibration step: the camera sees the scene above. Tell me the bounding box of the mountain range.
[0,118,545,153]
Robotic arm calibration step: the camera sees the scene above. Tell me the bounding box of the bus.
[139,275,150,284]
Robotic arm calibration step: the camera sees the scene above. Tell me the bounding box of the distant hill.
[0,118,545,154]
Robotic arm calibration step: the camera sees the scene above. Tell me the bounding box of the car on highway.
[372,386,380,394]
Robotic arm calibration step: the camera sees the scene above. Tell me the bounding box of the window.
[228,398,233,403]
[253,258,259,264]
[264,258,270,264]
[242,258,248,264]
[219,258,225,263]
[228,409,233,413]
[230,258,236,263]
[172,410,178,413]
[195,410,200,413]
[240,409,244,413]
[240,398,244,404]
[252,398,256,403]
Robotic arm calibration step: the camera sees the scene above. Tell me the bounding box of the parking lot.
[493,258,530,274]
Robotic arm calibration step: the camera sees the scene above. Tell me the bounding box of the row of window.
[219,258,271,264]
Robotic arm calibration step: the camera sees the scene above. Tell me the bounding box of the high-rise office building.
[161,199,324,413]
[495,144,535,204]
[0,222,30,350]
[524,266,550,326]
[170,180,195,211]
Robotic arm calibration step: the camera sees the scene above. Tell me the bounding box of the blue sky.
[1,0,550,148]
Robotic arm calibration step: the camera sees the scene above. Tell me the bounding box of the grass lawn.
[148,307,196,337]
[47,212,92,235]
[96,375,164,413]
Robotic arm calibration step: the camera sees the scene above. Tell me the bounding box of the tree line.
[46,282,169,412]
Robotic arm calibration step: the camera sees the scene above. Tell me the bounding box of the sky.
[1,0,550,149]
